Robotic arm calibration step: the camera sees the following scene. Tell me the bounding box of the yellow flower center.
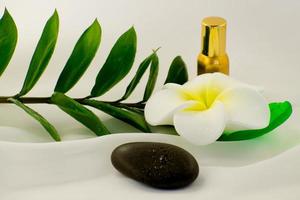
[180,84,223,111]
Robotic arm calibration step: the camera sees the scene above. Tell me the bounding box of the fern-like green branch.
[0,9,188,141]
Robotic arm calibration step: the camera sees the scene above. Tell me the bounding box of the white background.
[0,0,300,199]
[0,0,299,104]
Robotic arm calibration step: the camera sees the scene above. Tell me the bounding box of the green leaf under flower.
[218,101,293,141]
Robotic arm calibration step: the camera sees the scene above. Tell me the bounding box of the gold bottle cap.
[201,16,227,57]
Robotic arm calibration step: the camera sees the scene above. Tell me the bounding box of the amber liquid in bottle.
[197,17,229,75]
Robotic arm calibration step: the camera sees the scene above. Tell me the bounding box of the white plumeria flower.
[145,73,270,145]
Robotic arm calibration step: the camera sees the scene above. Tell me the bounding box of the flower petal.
[209,73,264,93]
[162,82,181,90]
[144,85,186,126]
[182,73,212,91]
[205,73,262,106]
[173,101,226,145]
[181,73,260,106]
[216,86,270,132]
[171,73,209,104]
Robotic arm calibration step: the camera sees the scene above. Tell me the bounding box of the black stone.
[111,142,199,189]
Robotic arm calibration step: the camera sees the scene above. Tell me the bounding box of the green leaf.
[218,101,293,141]
[8,98,61,141]
[84,99,151,132]
[143,52,159,101]
[54,19,101,93]
[90,27,137,97]
[0,8,18,76]
[51,92,110,136]
[164,56,188,85]
[119,52,155,101]
[18,10,59,96]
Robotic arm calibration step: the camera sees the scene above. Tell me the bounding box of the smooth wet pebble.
[111,142,199,189]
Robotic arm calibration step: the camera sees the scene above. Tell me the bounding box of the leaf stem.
[0,96,146,109]
[100,100,145,109]
[0,96,51,104]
